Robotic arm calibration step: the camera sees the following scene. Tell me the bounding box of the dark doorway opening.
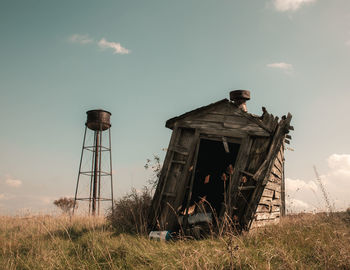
[181,138,240,222]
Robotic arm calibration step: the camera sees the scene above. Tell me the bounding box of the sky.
[0,0,349,215]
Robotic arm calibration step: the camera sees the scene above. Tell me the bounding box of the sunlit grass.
[1,212,349,269]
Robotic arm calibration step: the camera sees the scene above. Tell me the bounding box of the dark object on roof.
[229,90,250,101]
[149,90,293,235]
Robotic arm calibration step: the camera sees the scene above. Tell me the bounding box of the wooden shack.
[149,90,293,233]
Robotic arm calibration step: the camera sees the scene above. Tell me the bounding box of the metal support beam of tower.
[92,130,100,215]
[73,109,114,216]
[73,126,87,215]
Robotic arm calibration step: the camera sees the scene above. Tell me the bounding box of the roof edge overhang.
[165,99,229,129]
[165,98,276,134]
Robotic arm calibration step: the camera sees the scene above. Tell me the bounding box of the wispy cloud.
[273,0,317,12]
[68,34,130,55]
[69,34,94,44]
[98,38,130,55]
[5,178,22,188]
[267,62,294,74]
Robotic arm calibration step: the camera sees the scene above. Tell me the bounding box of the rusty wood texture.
[167,130,200,231]
[230,133,272,225]
[280,144,286,216]
[149,127,199,231]
[166,99,274,134]
[243,112,292,230]
[178,120,270,137]
[228,137,253,217]
[148,124,181,229]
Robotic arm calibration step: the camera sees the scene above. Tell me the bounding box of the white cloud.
[69,34,93,44]
[286,198,310,211]
[286,178,318,193]
[5,178,22,188]
[273,0,317,12]
[267,62,294,75]
[286,154,350,213]
[328,154,350,170]
[267,62,293,70]
[98,38,130,55]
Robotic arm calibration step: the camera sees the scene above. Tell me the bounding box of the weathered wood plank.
[171,160,186,165]
[200,134,242,144]
[177,120,270,137]
[171,130,200,229]
[258,196,280,205]
[273,159,283,174]
[275,150,284,168]
[272,205,280,212]
[157,127,197,230]
[265,181,281,192]
[169,145,189,156]
[271,165,282,179]
[223,122,270,136]
[246,137,270,177]
[255,211,280,221]
[149,124,181,229]
[281,144,286,217]
[162,192,176,197]
[262,189,274,197]
[256,204,270,212]
[240,170,255,178]
[238,186,256,191]
[250,218,279,228]
[228,136,253,216]
[269,173,282,183]
[256,204,281,213]
[259,196,272,204]
[274,190,281,199]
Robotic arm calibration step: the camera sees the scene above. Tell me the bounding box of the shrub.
[107,187,152,235]
[144,155,162,189]
[53,197,76,214]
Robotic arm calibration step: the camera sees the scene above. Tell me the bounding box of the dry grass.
[1,212,350,269]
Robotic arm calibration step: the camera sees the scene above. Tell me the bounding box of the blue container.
[149,231,171,241]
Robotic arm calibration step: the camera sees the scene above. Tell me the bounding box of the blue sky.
[1,0,350,214]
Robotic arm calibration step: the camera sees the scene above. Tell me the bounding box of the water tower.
[73,110,114,215]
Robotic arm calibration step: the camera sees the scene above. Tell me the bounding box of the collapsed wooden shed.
[149,90,293,233]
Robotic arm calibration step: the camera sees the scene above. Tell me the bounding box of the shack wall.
[250,144,284,228]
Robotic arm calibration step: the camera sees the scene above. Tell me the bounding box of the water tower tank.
[86,110,111,131]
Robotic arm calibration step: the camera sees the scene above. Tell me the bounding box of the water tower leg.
[73,126,87,215]
[98,124,102,216]
[88,131,97,215]
[92,130,99,216]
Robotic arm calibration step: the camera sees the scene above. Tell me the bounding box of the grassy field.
[1,212,350,270]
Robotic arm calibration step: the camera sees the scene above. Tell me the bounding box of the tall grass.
[1,212,350,269]
[107,187,152,235]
